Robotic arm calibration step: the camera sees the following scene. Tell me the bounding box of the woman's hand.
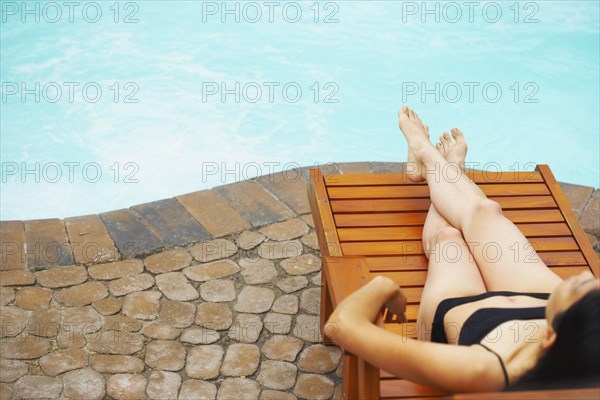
[382,279,408,323]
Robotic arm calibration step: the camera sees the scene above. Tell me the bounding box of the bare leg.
[398,106,562,292]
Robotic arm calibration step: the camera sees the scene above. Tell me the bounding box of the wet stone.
[221,343,260,377]
[185,345,224,379]
[275,276,308,293]
[179,379,217,400]
[217,377,260,400]
[259,218,309,241]
[155,272,199,301]
[141,322,180,340]
[39,348,89,376]
[122,290,162,320]
[158,299,196,328]
[228,314,263,343]
[104,315,142,332]
[14,286,52,309]
[147,370,181,400]
[257,360,297,390]
[35,265,87,288]
[238,257,278,284]
[93,295,122,315]
[88,259,144,280]
[260,390,297,400]
[0,306,29,337]
[56,281,108,306]
[106,374,147,400]
[300,288,321,314]
[272,294,299,315]
[13,375,62,399]
[262,335,304,362]
[108,273,154,297]
[62,306,102,333]
[0,287,14,306]
[189,239,238,263]
[145,248,192,274]
[63,368,105,400]
[91,355,145,374]
[264,312,292,334]
[195,302,233,330]
[293,374,334,400]
[293,314,322,343]
[257,240,303,260]
[300,232,319,250]
[280,254,321,276]
[180,327,220,344]
[200,279,236,302]
[0,336,50,359]
[27,309,60,337]
[236,230,266,250]
[87,331,144,355]
[298,345,342,373]
[0,270,34,286]
[0,359,28,383]
[234,286,275,313]
[183,259,240,282]
[145,340,186,371]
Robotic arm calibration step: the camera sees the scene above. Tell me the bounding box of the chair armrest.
[323,256,372,308]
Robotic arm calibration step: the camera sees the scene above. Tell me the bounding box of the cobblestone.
[257,360,297,390]
[293,374,334,400]
[259,219,310,241]
[56,281,108,306]
[93,295,123,315]
[155,272,198,301]
[91,355,145,373]
[122,290,162,320]
[39,348,88,376]
[28,309,61,338]
[189,239,238,263]
[221,343,260,377]
[158,299,196,328]
[228,314,263,343]
[0,287,14,306]
[184,259,240,282]
[179,379,217,400]
[239,257,278,284]
[257,240,303,260]
[108,273,154,297]
[0,270,34,286]
[236,230,266,250]
[280,254,321,276]
[145,248,192,274]
[217,377,260,400]
[272,294,299,314]
[260,390,297,400]
[87,331,144,355]
[13,375,62,399]
[106,374,147,400]
[88,260,143,280]
[0,360,27,383]
[200,279,236,302]
[195,302,233,330]
[261,335,304,362]
[62,306,102,333]
[62,368,105,400]
[180,327,220,344]
[141,322,181,339]
[14,287,52,309]
[185,345,224,379]
[0,306,29,337]
[35,266,87,288]
[275,276,308,293]
[297,345,342,373]
[293,314,322,343]
[104,315,142,332]
[145,340,186,371]
[264,312,292,334]
[0,336,51,359]
[300,288,321,314]
[234,286,275,313]
[146,370,181,400]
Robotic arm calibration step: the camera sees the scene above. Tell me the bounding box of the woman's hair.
[506,289,600,391]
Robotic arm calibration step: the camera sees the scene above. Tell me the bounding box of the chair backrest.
[308,163,599,399]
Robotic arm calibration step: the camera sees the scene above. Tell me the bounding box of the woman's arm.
[325,276,504,393]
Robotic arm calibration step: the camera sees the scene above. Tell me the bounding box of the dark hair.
[506,289,600,391]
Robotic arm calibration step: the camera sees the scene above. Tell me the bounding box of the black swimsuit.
[430,291,550,387]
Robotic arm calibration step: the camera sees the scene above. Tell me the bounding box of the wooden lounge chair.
[307,164,600,399]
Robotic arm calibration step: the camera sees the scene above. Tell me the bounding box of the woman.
[326,106,600,392]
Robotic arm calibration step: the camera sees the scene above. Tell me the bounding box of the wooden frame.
[307,164,600,400]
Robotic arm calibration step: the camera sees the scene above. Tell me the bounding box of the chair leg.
[358,359,381,400]
[320,272,335,345]
[343,354,359,400]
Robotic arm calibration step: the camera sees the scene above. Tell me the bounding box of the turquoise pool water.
[1,1,599,220]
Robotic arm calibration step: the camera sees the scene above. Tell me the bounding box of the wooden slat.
[334,209,565,228]
[341,236,578,256]
[538,164,600,277]
[380,379,447,398]
[331,196,557,213]
[337,223,571,242]
[327,183,549,199]
[308,167,342,257]
[325,170,543,186]
[364,251,588,272]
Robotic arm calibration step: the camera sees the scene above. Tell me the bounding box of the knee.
[472,199,503,218]
[429,226,462,247]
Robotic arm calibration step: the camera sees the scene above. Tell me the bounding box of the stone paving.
[0,162,598,400]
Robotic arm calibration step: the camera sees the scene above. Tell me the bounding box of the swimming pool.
[1,1,599,220]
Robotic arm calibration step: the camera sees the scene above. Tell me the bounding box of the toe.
[398,106,409,119]
[442,132,452,143]
[424,124,429,137]
[451,128,464,140]
[408,109,416,120]
[435,142,442,152]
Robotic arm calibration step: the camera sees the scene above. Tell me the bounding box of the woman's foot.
[397,106,433,182]
[436,128,467,172]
